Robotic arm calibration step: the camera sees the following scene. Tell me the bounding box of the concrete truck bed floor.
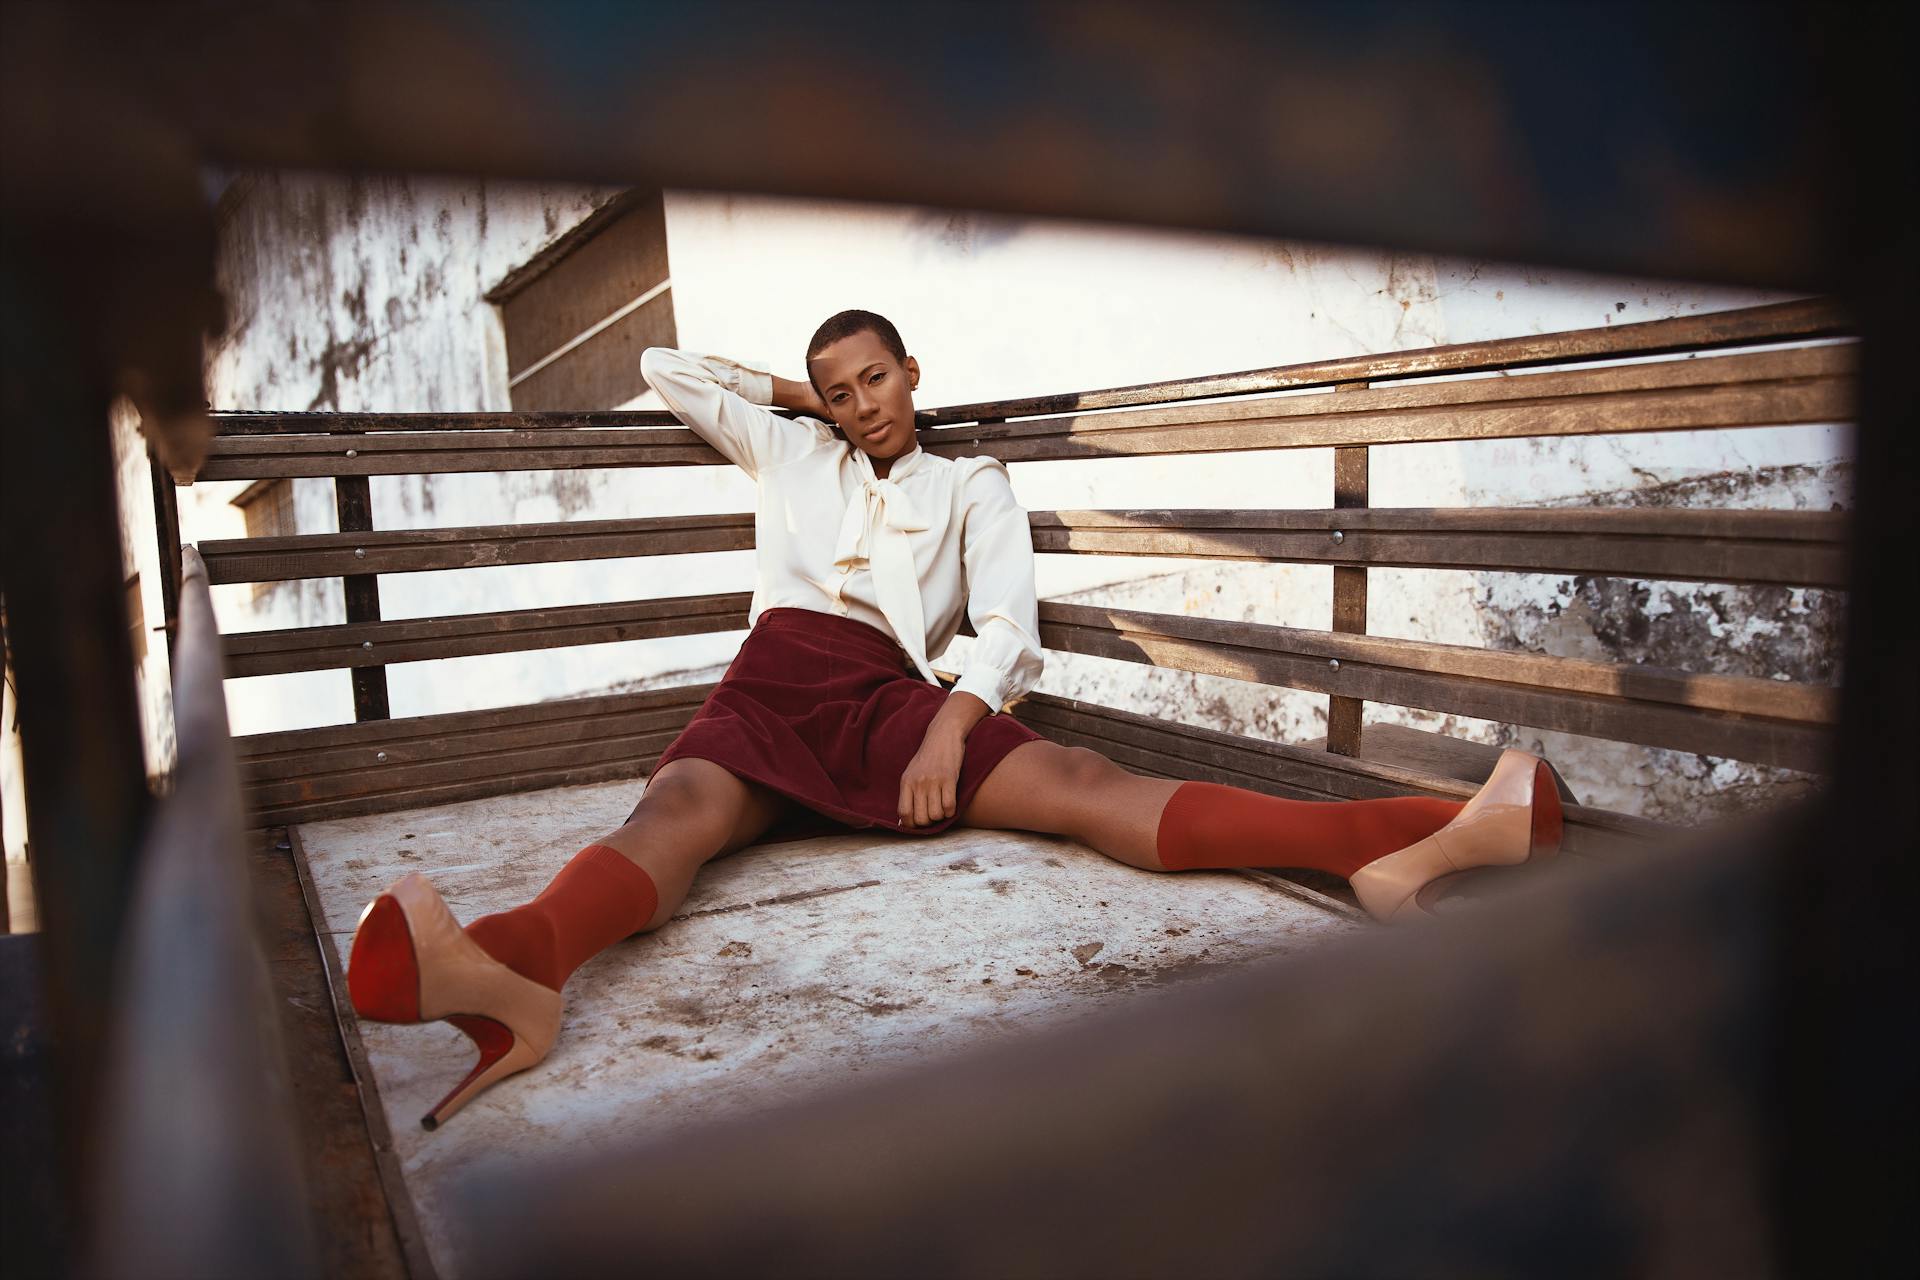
[294,774,1362,1279]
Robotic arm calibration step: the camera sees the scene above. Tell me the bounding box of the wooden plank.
[240,704,694,786]
[235,680,715,758]
[1034,506,1848,587]
[920,296,1852,425]
[1328,380,1369,755]
[333,471,389,721]
[224,591,751,677]
[1036,602,1835,771]
[927,344,1853,464]
[1009,692,1665,857]
[198,511,755,583]
[194,341,1854,480]
[247,750,674,828]
[201,504,1846,591]
[245,725,684,810]
[248,826,409,1280]
[195,428,725,480]
[205,298,1849,438]
[234,682,718,827]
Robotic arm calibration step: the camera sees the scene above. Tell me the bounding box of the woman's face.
[808,329,920,463]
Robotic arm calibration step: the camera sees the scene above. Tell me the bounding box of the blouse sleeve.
[639,346,834,480]
[950,457,1046,715]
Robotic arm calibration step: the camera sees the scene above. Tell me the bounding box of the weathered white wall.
[176,177,1845,822]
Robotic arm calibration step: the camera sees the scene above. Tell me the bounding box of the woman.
[346,309,1564,1130]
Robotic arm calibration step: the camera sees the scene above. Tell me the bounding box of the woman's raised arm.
[639,346,835,480]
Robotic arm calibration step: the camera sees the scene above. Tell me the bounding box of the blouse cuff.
[734,360,774,406]
[950,665,1010,716]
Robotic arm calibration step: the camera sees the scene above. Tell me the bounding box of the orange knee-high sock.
[462,843,660,992]
[1153,781,1465,879]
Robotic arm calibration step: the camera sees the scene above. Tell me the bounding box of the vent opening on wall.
[488,189,678,411]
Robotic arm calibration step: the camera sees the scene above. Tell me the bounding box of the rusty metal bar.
[86,546,318,1277]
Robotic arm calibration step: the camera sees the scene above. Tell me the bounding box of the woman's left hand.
[898,725,967,827]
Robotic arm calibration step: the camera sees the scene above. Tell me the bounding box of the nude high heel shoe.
[1348,749,1565,923]
[346,872,564,1130]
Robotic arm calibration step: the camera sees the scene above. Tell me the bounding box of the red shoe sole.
[1530,760,1564,859]
[348,894,422,1023]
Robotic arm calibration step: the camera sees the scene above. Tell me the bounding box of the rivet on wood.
[1328,658,1340,671]
[1331,530,1344,544]
[345,448,358,458]
[354,548,366,558]
[375,751,387,762]
[361,640,373,650]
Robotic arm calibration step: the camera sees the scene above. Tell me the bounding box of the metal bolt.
[345,448,358,458]
[376,751,388,762]
[1331,530,1344,544]
[361,640,373,651]
[1328,658,1340,671]
[354,547,366,558]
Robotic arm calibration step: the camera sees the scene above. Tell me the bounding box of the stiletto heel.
[346,872,564,1129]
[1349,750,1565,922]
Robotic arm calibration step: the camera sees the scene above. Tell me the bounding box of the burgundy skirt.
[635,606,1048,843]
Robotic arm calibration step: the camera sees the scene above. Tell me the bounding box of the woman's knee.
[625,767,734,851]
[1056,745,1129,798]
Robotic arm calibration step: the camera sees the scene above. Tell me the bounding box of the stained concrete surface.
[296,774,1357,1278]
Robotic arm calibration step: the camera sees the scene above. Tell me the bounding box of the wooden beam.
[931,344,1853,464]
[204,297,1850,439]
[1030,506,1848,588]
[234,682,716,827]
[921,297,1852,426]
[1037,602,1835,772]
[198,512,755,583]
[191,340,1855,479]
[1328,380,1369,756]
[332,472,389,721]
[223,591,752,678]
[199,505,1847,590]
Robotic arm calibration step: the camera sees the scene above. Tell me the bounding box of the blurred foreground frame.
[0,0,1910,1276]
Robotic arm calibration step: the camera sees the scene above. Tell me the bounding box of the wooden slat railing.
[199,296,1849,441]
[236,682,717,826]
[194,340,1854,479]
[195,297,1853,831]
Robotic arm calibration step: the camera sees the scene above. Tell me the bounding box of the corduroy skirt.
[632,606,1048,844]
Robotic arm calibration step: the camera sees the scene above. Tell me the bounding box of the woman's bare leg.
[957,740,1182,869]
[956,738,1468,885]
[594,757,796,929]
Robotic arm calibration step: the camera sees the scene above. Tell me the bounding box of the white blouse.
[639,347,1046,717]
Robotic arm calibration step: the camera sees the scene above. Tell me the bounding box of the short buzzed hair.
[806,309,908,394]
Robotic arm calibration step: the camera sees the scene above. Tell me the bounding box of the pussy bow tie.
[831,469,939,686]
